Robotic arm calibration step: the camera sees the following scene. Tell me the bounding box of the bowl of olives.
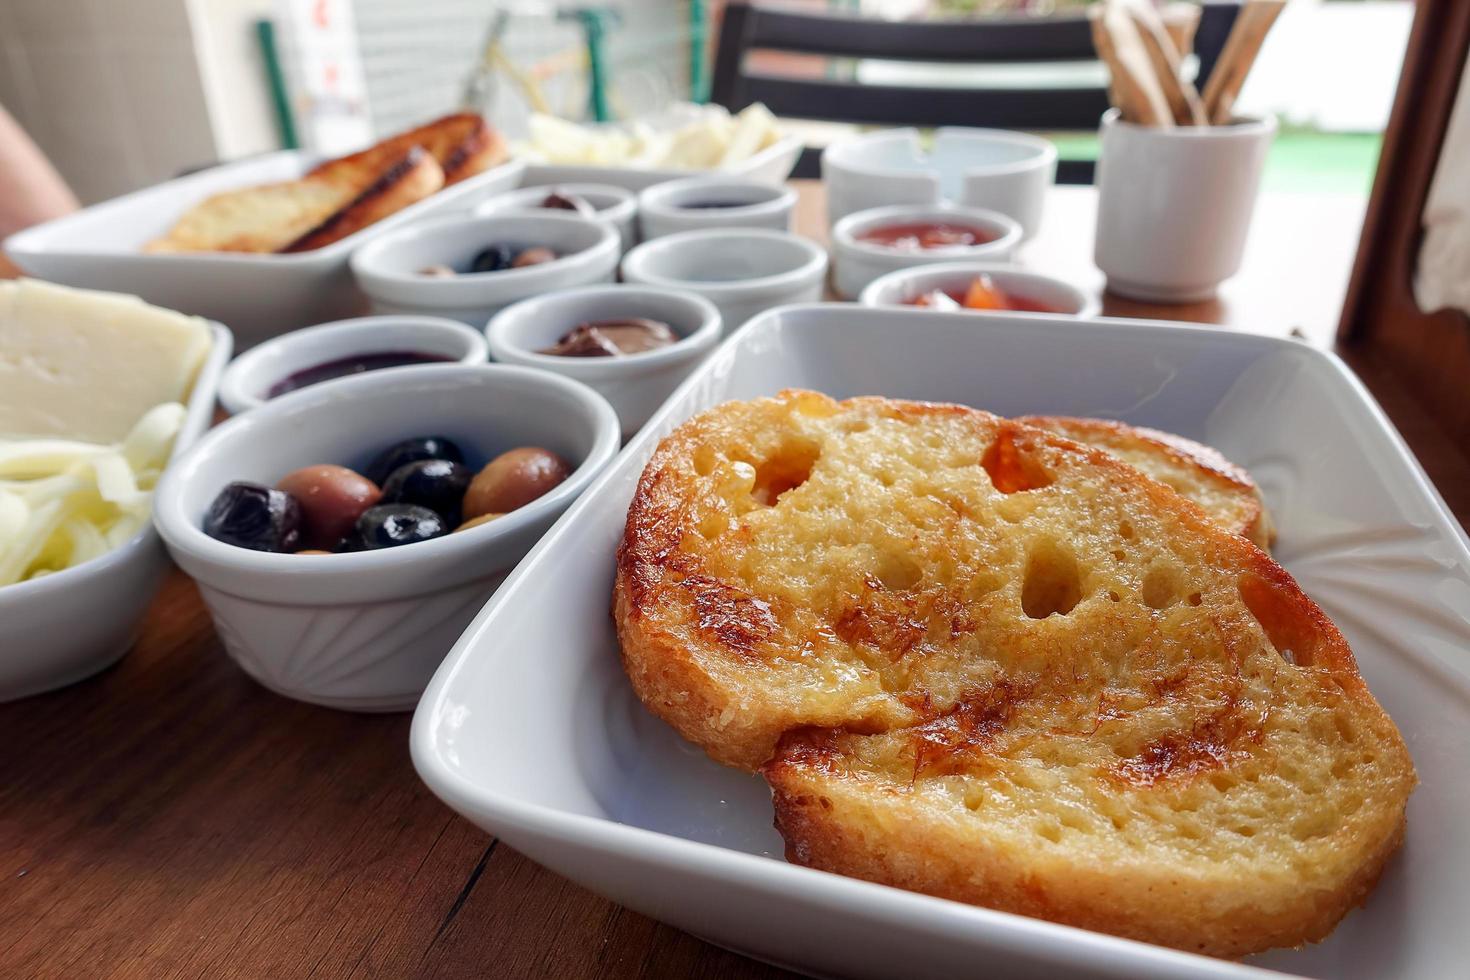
[349,212,620,326]
[152,363,620,711]
[486,284,721,439]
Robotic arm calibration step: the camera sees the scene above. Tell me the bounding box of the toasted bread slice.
[280,146,444,252]
[614,391,1413,956]
[143,179,354,254]
[306,112,506,187]
[1017,416,1274,549]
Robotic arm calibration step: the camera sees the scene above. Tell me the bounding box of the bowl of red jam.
[219,315,488,415]
[858,262,1099,318]
[831,204,1021,299]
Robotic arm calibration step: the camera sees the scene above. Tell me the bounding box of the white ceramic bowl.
[822,127,1056,239]
[831,204,1022,300]
[218,315,488,415]
[2,152,525,348]
[0,322,233,702]
[637,177,797,240]
[620,228,827,335]
[486,285,722,439]
[152,363,620,711]
[414,303,1470,980]
[859,262,1099,318]
[349,212,620,325]
[473,183,638,253]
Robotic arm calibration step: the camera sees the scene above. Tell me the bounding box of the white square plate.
[412,305,1470,979]
[2,151,525,347]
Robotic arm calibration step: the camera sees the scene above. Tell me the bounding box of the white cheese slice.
[0,279,211,443]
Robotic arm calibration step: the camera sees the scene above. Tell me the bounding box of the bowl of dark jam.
[637,176,797,240]
[218,315,488,415]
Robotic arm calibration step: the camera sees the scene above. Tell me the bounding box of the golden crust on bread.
[280,146,444,252]
[145,113,503,255]
[613,390,1414,956]
[1018,415,1274,549]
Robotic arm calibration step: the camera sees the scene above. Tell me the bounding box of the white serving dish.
[349,212,620,326]
[637,177,797,240]
[414,304,1470,980]
[860,261,1099,318]
[2,151,525,347]
[153,364,619,711]
[0,322,233,702]
[219,315,488,415]
[473,183,638,253]
[822,127,1056,239]
[831,204,1021,300]
[521,132,803,193]
[485,284,722,439]
[620,228,827,335]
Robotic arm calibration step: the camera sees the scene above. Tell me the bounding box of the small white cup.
[219,315,488,415]
[859,262,1099,318]
[473,183,638,253]
[621,228,827,335]
[350,212,620,325]
[486,285,722,439]
[831,204,1021,300]
[1094,109,1277,303]
[637,177,797,240]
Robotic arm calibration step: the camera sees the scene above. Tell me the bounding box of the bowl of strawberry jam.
[831,204,1021,299]
[859,262,1098,318]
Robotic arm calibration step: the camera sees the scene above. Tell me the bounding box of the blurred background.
[0,0,1409,204]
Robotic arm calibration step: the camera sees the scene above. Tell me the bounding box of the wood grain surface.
[2,180,1457,980]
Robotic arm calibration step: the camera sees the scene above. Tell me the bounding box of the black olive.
[470,244,515,273]
[352,504,448,550]
[203,481,302,552]
[365,436,464,486]
[540,190,595,217]
[380,459,471,525]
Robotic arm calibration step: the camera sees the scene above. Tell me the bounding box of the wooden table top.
[6,180,1467,980]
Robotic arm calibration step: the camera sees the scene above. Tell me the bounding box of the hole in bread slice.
[981,428,1054,494]
[1238,571,1321,666]
[1021,538,1083,618]
[752,439,820,505]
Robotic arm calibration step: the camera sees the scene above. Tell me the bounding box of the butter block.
[0,279,211,443]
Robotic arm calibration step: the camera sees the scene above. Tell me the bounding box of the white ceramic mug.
[1094,109,1276,303]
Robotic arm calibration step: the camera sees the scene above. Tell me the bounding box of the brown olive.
[277,464,381,551]
[455,513,505,532]
[418,264,457,278]
[295,549,334,556]
[511,246,557,269]
[463,447,571,518]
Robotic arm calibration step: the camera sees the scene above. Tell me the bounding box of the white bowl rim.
[857,261,1100,317]
[349,211,620,291]
[824,126,1058,181]
[219,315,489,415]
[153,362,620,578]
[0,321,234,604]
[638,177,798,220]
[485,284,723,373]
[473,182,637,219]
[621,228,828,297]
[832,203,1023,260]
[1100,107,1279,140]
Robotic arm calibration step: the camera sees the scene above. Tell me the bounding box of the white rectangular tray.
[2,151,524,347]
[413,305,1470,979]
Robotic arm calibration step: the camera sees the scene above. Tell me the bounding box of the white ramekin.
[858,262,1100,318]
[620,228,827,335]
[349,212,620,326]
[486,285,722,439]
[473,182,638,253]
[218,315,488,415]
[152,363,620,711]
[637,177,797,240]
[830,203,1022,301]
